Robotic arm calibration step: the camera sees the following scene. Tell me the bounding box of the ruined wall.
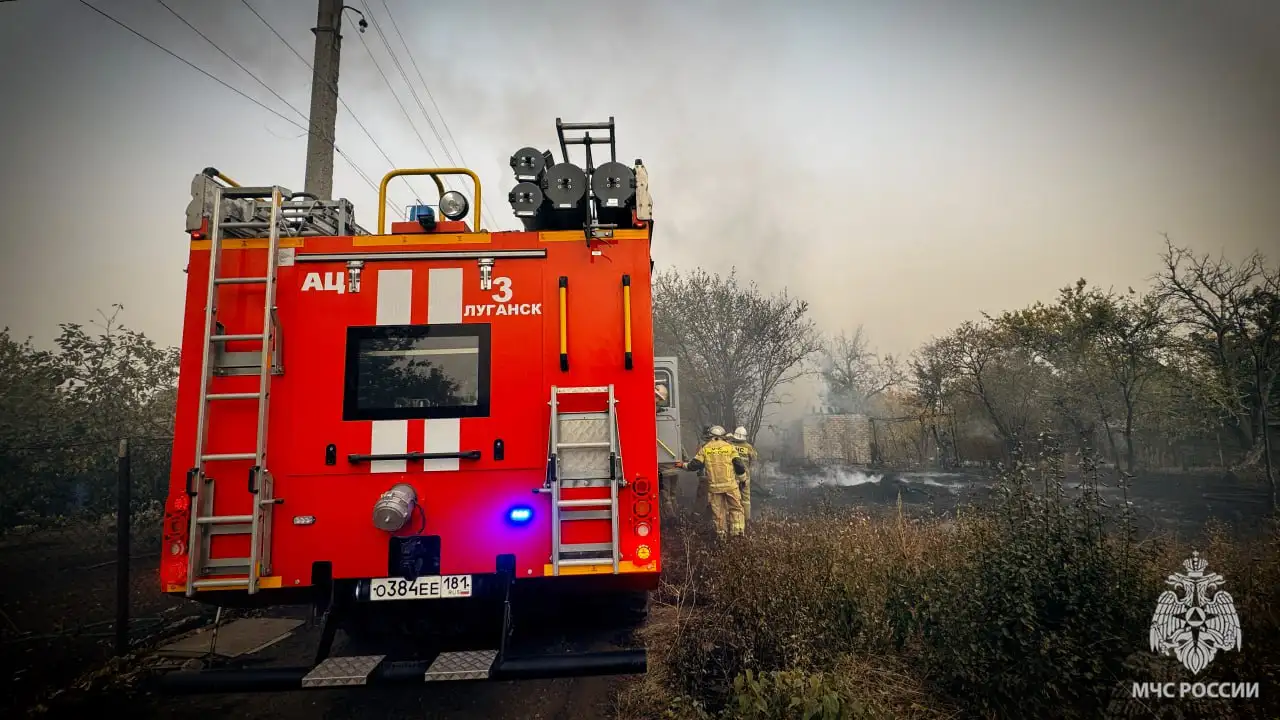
[801,414,872,465]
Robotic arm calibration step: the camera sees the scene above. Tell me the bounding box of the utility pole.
[304,0,345,200]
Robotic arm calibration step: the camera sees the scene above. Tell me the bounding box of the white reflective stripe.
[372,269,413,473]
[370,420,408,474]
[376,269,413,325]
[427,267,463,324]
[424,418,460,472]
[425,267,464,471]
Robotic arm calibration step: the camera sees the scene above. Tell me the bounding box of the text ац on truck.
[154,117,685,692]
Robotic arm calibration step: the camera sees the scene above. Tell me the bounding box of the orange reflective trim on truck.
[542,561,657,576]
[190,237,306,251]
[166,575,283,593]
[352,232,492,247]
[538,229,649,243]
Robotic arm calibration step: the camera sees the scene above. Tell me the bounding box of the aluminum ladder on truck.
[184,185,285,596]
[547,385,623,575]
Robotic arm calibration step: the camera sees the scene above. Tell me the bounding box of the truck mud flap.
[151,648,647,693]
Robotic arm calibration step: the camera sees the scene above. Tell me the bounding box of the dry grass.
[615,458,1280,720]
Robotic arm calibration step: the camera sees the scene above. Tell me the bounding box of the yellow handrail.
[622,274,633,368]
[558,276,569,371]
[377,168,481,234]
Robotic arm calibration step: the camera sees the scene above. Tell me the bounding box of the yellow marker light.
[636,545,652,561]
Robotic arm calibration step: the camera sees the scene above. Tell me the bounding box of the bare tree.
[652,267,821,442]
[1154,237,1279,509]
[929,320,1050,454]
[819,326,902,414]
[909,341,950,466]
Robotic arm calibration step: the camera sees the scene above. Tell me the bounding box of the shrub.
[887,442,1155,718]
[616,440,1280,719]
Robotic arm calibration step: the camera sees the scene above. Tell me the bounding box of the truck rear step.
[154,649,646,693]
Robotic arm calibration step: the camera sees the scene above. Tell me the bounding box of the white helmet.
[654,383,669,404]
[708,425,726,438]
[732,426,747,442]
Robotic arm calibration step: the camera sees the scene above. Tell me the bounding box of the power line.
[155,0,307,126]
[77,0,404,220]
[77,0,303,132]
[237,0,425,207]
[353,6,458,187]
[349,16,449,180]
[378,0,466,164]
[374,0,500,230]
[152,0,405,219]
[359,1,452,164]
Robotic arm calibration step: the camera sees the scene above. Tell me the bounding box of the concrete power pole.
[304,0,345,200]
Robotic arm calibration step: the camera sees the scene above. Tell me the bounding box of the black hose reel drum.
[590,161,635,209]
[508,182,544,217]
[542,163,588,209]
[509,146,553,183]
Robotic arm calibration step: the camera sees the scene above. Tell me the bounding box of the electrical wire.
[351,0,500,230]
[349,16,449,180]
[374,0,501,230]
[377,0,466,166]
[155,1,307,128]
[152,0,405,219]
[76,0,404,220]
[354,2,470,210]
[77,0,302,132]
[237,0,425,207]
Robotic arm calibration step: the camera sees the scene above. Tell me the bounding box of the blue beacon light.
[508,506,533,524]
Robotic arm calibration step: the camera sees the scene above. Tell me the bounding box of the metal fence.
[0,437,212,716]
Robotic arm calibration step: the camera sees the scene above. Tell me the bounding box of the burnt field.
[749,462,1275,538]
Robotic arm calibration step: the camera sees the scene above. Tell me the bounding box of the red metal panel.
[162,228,660,594]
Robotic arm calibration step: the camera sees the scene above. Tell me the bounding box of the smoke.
[757,461,884,489]
[0,0,1277,356]
[900,471,969,493]
[804,468,885,489]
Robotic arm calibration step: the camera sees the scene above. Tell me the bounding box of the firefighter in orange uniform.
[728,426,757,524]
[685,425,746,538]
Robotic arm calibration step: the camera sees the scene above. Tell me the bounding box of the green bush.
[887,443,1154,718]
[616,440,1280,720]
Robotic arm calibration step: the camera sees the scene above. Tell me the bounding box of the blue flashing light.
[507,506,533,524]
[407,204,435,222]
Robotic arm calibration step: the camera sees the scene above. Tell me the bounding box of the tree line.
[653,238,1278,510]
[0,306,178,529]
[0,238,1274,529]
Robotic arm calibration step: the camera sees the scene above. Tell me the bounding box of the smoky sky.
[1,0,1277,364]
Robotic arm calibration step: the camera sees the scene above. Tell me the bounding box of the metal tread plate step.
[301,655,386,687]
[424,650,498,681]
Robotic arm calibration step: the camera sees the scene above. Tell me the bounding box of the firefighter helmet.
[732,426,747,442]
[708,425,726,438]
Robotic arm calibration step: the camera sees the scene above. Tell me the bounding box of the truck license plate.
[368,575,472,601]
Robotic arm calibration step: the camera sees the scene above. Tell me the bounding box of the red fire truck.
[157,119,671,690]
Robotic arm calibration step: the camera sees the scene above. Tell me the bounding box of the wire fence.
[0,437,213,716]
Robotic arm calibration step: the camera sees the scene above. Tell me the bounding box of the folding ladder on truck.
[184,185,285,596]
[545,385,624,575]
